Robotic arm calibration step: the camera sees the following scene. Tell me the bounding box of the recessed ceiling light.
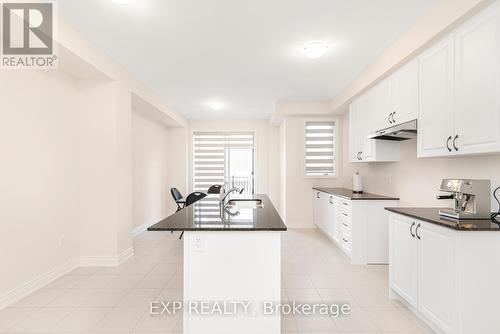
[303,41,329,59]
[112,0,136,4]
[208,102,224,111]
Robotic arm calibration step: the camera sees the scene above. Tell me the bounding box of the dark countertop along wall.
[313,187,399,201]
[386,207,500,231]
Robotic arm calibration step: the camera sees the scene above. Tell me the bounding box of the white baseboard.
[131,224,147,237]
[0,247,135,310]
[131,220,160,237]
[0,258,79,310]
[80,247,134,267]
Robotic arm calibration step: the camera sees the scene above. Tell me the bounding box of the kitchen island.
[148,194,286,334]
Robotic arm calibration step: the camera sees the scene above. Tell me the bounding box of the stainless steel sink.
[225,199,263,210]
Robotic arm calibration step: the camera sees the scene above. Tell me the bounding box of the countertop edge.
[147,227,288,232]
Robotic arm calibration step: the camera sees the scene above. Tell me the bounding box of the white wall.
[132,110,172,231]
[340,114,500,211]
[0,70,79,299]
[187,119,280,209]
[77,81,133,261]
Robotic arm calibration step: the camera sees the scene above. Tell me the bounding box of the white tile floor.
[0,229,433,333]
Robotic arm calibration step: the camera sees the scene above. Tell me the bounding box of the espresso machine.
[436,179,491,220]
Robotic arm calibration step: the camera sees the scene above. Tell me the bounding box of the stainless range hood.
[368,119,417,141]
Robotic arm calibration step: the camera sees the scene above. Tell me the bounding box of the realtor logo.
[1,1,57,69]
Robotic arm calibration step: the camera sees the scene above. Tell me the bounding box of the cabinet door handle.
[316,192,320,199]
[329,197,333,204]
[446,136,452,152]
[388,112,392,124]
[416,223,421,240]
[359,151,363,160]
[409,222,416,238]
[391,111,396,124]
[453,135,459,151]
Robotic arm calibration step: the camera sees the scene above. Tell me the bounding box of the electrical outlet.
[193,236,204,252]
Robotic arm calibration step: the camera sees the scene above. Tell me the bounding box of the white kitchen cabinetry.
[390,59,419,126]
[349,59,418,163]
[454,4,500,155]
[349,94,400,163]
[314,189,398,264]
[417,222,456,333]
[389,215,418,307]
[389,213,500,334]
[417,37,455,158]
[418,1,500,158]
[313,191,338,242]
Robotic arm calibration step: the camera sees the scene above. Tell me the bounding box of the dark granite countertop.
[386,207,500,231]
[313,187,400,201]
[148,194,287,232]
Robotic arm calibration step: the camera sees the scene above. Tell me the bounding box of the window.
[193,132,255,194]
[304,121,336,177]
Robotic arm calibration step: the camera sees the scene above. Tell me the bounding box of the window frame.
[190,130,257,193]
[302,118,339,179]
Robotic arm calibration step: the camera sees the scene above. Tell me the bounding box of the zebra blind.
[304,121,336,176]
[193,131,254,192]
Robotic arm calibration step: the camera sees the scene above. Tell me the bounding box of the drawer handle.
[342,212,349,217]
[342,223,349,227]
[453,134,459,152]
[416,223,421,240]
[342,238,349,243]
[410,222,416,238]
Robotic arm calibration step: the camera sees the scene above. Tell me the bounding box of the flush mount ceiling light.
[303,41,329,59]
[112,0,136,4]
[208,102,224,111]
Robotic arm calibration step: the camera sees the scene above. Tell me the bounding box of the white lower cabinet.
[314,190,398,264]
[390,215,418,307]
[313,191,338,243]
[390,213,500,334]
[417,222,456,333]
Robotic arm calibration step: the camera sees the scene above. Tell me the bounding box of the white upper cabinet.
[391,59,419,126]
[454,3,500,155]
[418,1,500,158]
[349,96,400,163]
[373,78,393,131]
[417,37,455,158]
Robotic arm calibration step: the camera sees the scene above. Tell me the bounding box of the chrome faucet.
[220,187,240,204]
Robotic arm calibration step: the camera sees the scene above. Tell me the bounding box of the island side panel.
[183,231,281,334]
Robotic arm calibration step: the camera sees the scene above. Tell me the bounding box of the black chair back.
[171,188,183,202]
[185,192,207,207]
[207,185,222,194]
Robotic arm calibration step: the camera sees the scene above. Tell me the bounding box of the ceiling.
[59,0,438,119]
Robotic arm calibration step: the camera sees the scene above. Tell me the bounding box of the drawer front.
[341,230,351,250]
[340,199,351,211]
[340,208,351,220]
[340,214,351,230]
